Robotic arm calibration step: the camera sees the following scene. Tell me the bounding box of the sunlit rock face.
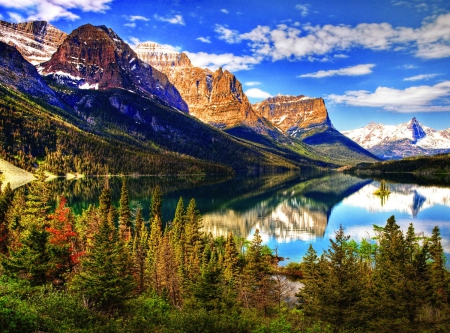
[134,42,271,131]
[343,182,450,217]
[0,20,67,64]
[253,94,332,137]
[39,25,187,112]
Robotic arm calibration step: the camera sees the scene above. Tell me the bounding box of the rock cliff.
[134,42,265,129]
[253,94,332,137]
[39,25,188,112]
[0,41,62,107]
[0,20,67,64]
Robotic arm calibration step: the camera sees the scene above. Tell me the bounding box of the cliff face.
[39,25,188,112]
[0,41,62,107]
[0,20,67,64]
[253,95,332,137]
[134,42,262,129]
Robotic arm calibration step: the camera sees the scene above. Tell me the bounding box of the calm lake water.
[47,171,450,265]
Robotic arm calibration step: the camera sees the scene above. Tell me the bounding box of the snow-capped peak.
[342,117,450,151]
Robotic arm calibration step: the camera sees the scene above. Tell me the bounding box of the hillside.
[348,153,450,174]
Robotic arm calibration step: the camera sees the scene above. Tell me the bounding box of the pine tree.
[70,216,134,311]
[223,231,240,283]
[183,198,203,288]
[147,213,163,292]
[149,185,162,223]
[239,229,274,316]
[132,207,148,293]
[428,226,448,308]
[118,177,132,241]
[98,180,112,224]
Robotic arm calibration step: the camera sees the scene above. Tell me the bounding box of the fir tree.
[118,177,132,241]
[70,216,134,311]
[223,231,240,283]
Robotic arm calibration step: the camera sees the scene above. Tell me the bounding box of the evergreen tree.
[98,180,112,224]
[428,226,448,308]
[239,229,274,316]
[70,215,134,311]
[118,177,132,241]
[132,207,148,293]
[147,213,163,292]
[149,185,162,223]
[223,231,240,283]
[183,198,203,288]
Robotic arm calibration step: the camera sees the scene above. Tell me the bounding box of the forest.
[0,175,450,333]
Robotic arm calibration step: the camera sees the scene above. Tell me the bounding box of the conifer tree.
[223,231,240,283]
[183,198,203,287]
[428,226,448,308]
[240,229,274,316]
[70,213,134,311]
[149,185,162,223]
[118,177,132,240]
[1,224,50,286]
[98,180,112,224]
[147,213,163,292]
[132,207,148,293]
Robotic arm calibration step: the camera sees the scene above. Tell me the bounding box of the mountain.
[0,41,62,107]
[253,94,332,137]
[342,117,450,159]
[0,36,315,175]
[0,20,67,64]
[134,42,276,134]
[254,94,379,164]
[39,25,188,112]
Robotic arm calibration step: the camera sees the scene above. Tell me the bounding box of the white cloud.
[0,13,3,19]
[215,24,241,44]
[128,15,150,22]
[154,14,185,25]
[295,4,310,17]
[224,13,450,61]
[8,12,24,22]
[196,37,211,43]
[404,73,440,81]
[221,9,229,14]
[299,64,375,78]
[0,0,112,22]
[245,82,261,86]
[127,36,141,48]
[184,51,262,72]
[245,88,272,99]
[328,81,450,112]
[124,23,136,28]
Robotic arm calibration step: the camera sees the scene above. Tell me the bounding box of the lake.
[47,171,450,265]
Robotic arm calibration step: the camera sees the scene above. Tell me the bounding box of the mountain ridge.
[343,117,450,159]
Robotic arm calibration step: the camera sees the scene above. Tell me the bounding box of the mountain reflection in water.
[46,171,450,261]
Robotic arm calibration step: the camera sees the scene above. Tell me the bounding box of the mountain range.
[342,117,450,159]
[0,20,379,175]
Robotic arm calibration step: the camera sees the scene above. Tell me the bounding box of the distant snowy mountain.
[342,117,450,159]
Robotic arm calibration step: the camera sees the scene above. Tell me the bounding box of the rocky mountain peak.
[134,41,192,69]
[0,20,67,64]
[0,40,61,107]
[407,117,426,142]
[135,46,266,129]
[253,94,332,137]
[39,24,188,112]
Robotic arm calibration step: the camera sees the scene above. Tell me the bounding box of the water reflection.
[45,171,450,261]
[343,182,450,217]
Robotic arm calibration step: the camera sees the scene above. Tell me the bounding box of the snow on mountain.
[0,20,66,65]
[342,117,450,159]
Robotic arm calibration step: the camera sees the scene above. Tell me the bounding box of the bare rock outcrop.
[0,20,67,64]
[39,25,187,112]
[253,95,332,137]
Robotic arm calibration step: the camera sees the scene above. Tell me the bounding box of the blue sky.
[1,0,450,131]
